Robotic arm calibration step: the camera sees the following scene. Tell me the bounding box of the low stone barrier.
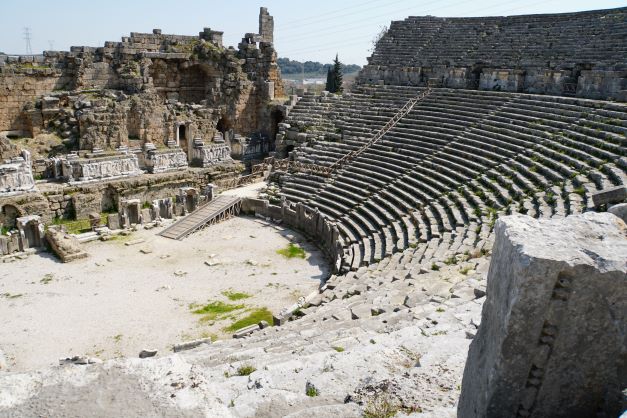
[241,198,345,273]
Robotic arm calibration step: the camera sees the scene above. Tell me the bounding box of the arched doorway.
[216,117,232,141]
[177,124,188,152]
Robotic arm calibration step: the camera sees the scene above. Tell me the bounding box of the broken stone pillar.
[88,212,102,230]
[259,7,274,43]
[16,215,44,251]
[107,213,121,230]
[458,213,627,418]
[204,183,217,201]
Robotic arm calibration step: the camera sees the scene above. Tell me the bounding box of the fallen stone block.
[172,337,212,353]
[45,226,88,263]
[232,324,260,338]
[59,355,102,365]
[591,185,627,207]
[124,238,145,246]
[459,213,627,418]
[139,349,157,358]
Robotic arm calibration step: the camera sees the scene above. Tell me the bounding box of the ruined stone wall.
[0,165,240,224]
[0,7,285,151]
[0,72,69,133]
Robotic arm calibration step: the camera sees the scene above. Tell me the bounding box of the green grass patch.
[49,213,108,234]
[306,385,320,397]
[191,301,245,321]
[573,186,586,197]
[276,243,306,259]
[222,290,252,301]
[237,364,256,376]
[224,307,273,332]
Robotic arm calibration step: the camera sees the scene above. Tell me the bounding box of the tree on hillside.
[326,67,334,93]
[326,54,344,93]
[277,57,360,75]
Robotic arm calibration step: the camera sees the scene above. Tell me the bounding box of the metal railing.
[327,85,431,172]
[268,86,432,177]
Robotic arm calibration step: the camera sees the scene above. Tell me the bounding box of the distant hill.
[278,58,361,76]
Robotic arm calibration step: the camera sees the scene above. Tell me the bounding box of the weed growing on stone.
[363,393,399,418]
[237,364,256,376]
[305,384,319,397]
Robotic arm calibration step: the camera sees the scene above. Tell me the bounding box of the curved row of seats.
[368,7,627,69]
[278,85,626,272]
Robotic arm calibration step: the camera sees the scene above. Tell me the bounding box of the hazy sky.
[2,0,625,65]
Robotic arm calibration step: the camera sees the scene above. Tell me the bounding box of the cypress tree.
[325,66,335,93]
[332,53,343,93]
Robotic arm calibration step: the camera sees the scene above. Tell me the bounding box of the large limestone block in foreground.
[458,213,627,418]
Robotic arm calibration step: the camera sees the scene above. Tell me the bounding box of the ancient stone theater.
[0,6,625,418]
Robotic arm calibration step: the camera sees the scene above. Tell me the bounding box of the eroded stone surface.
[459,213,627,418]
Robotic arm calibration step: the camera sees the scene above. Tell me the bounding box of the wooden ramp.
[158,195,242,240]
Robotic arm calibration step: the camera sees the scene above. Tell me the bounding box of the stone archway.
[216,116,233,142]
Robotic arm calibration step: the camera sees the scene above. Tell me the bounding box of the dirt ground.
[0,216,329,371]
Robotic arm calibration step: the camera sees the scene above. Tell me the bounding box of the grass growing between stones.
[237,364,256,376]
[191,301,245,322]
[306,385,320,397]
[276,243,306,259]
[49,214,108,235]
[222,290,252,301]
[224,307,273,332]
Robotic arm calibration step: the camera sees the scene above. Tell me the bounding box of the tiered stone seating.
[279,85,627,272]
[368,8,627,69]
